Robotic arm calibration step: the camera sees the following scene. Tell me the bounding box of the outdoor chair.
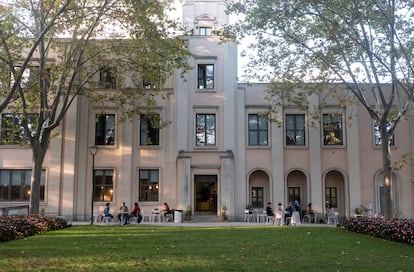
[244,209,255,222]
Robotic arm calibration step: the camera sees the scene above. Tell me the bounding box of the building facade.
[1,0,413,221]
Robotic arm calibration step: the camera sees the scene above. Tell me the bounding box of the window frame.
[99,66,117,89]
[139,114,160,146]
[322,112,344,146]
[93,169,114,202]
[251,187,264,209]
[285,113,306,146]
[138,169,160,202]
[325,187,338,209]
[94,113,116,146]
[1,113,37,145]
[197,27,212,36]
[288,187,301,204]
[195,113,216,147]
[373,119,395,147]
[197,64,215,90]
[0,169,45,201]
[248,114,269,146]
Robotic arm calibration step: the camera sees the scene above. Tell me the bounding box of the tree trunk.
[29,142,48,215]
[381,127,393,219]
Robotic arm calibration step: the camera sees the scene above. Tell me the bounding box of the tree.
[226,0,414,218]
[0,0,191,214]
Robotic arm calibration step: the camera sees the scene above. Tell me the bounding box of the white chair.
[327,211,339,225]
[165,213,173,222]
[302,214,311,224]
[141,210,151,223]
[151,208,162,223]
[258,210,268,223]
[274,211,284,226]
[244,209,255,222]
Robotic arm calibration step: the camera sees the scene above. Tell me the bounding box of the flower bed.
[343,217,414,246]
[0,215,70,243]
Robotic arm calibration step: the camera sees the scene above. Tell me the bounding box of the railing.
[0,204,30,216]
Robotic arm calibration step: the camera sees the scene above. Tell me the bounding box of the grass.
[0,225,413,271]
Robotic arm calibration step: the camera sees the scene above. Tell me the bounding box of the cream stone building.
[1,0,413,222]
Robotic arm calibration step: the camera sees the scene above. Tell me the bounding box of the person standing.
[266,202,275,219]
[210,190,217,213]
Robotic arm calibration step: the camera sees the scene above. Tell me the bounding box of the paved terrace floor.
[70,217,337,227]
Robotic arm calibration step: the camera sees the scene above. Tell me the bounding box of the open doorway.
[194,175,217,215]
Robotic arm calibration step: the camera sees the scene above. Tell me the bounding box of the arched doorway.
[248,170,270,209]
[324,170,345,216]
[286,170,307,212]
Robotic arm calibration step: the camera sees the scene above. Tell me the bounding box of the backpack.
[137,214,143,223]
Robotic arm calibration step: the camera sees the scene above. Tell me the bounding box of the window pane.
[196,114,216,146]
[285,114,305,146]
[93,169,113,201]
[140,114,160,146]
[374,120,394,146]
[323,114,343,145]
[197,64,214,89]
[95,114,115,145]
[248,114,268,146]
[139,169,159,202]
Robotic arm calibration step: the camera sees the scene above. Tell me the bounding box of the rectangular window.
[197,64,214,89]
[286,114,305,146]
[288,187,301,204]
[374,120,395,146]
[325,187,338,208]
[251,187,264,208]
[248,114,268,146]
[195,114,216,146]
[95,114,115,145]
[11,66,40,89]
[198,27,212,35]
[139,169,159,202]
[0,169,45,201]
[99,66,116,89]
[93,169,113,202]
[323,113,343,145]
[140,114,160,146]
[1,113,37,145]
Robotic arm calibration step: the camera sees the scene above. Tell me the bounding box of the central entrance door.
[194,175,217,215]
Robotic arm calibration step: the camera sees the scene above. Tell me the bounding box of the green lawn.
[0,225,413,271]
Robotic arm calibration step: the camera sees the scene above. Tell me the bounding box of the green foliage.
[226,0,414,219]
[0,215,69,242]
[0,0,191,214]
[0,225,414,271]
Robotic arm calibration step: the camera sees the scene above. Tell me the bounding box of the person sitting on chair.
[163,202,172,219]
[117,202,129,225]
[307,202,315,223]
[125,202,141,224]
[102,202,114,222]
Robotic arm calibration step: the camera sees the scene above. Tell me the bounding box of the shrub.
[343,217,414,246]
[0,215,70,243]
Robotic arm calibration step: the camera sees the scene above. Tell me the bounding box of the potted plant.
[354,207,362,217]
[184,205,192,221]
[222,206,228,221]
